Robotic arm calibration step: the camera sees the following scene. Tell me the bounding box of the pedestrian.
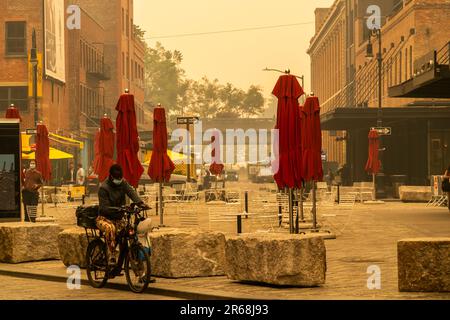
[76,163,85,186]
[443,164,450,211]
[64,162,76,184]
[325,169,335,191]
[22,160,43,222]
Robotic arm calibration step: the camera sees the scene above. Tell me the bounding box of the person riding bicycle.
[97,164,149,265]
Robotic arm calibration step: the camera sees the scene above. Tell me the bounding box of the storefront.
[321,106,450,196]
[0,119,21,222]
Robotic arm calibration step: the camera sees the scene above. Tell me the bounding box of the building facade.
[309,0,450,193]
[0,0,147,183]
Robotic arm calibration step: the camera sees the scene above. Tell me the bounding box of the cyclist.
[97,164,148,265]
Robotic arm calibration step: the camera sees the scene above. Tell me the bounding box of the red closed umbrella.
[115,93,144,188]
[93,130,100,175]
[365,129,381,175]
[272,74,304,189]
[35,123,51,182]
[5,105,21,120]
[148,107,175,182]
[301,96,323,182]
[94,117,115,182]
[209,129,224,176]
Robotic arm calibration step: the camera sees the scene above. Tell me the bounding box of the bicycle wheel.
[124,243,151,293]
[86,239,109,288]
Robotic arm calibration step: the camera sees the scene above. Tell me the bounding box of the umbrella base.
[300,229,336,240]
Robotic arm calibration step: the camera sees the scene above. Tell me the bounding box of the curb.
[0,268,251,300]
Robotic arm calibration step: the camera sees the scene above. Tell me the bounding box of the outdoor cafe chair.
[208,208,235,231]
[177,207,200,228]
[26,205,38,222]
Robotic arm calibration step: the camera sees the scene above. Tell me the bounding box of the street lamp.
[30,28,39,126]
[366,28,385,199]
[366,28,383,128]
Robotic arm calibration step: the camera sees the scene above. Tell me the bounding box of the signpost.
[177,116,199,181]
[26,128,37,135]
[370,127,392,136]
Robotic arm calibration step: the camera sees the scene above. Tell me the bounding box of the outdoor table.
[222,212,257,234]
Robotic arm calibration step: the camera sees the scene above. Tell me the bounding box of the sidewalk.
[1,203,449,300]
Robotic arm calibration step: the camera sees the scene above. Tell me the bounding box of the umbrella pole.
[295,189,299,234]
[300,186,305,223]
[312,181,318,231]
[41,183,45,218]
[159,182,163,226]
[372,173,376,201]
[288,188,294,234]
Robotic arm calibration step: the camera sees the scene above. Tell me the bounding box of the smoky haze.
[134,0,335,115]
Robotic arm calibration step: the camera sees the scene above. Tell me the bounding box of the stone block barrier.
[57,228,89,268]
[225,233,327,286]
[398,238,450,292]
[0,223,62,263]
[399,186,432,202]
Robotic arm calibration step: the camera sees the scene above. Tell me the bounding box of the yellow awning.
[21,134,73,160]
[49,133,84,150]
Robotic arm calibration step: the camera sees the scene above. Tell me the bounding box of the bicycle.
[81,203,154,293]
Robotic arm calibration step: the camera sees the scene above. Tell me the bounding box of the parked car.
[224,170,239,181]
[254,167,274,183]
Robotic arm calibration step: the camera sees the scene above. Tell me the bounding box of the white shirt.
[76,168,85,185]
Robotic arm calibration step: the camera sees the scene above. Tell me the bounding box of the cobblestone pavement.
[6,183,450,300]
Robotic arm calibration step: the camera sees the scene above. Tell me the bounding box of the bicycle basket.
[76,205,99,229]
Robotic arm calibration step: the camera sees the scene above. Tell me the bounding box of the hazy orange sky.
[134,0,335,112]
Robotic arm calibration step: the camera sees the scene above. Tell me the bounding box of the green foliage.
[143,42,265,118]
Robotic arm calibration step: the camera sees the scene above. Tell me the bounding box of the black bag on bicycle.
[76,205,99,229]
[442,179,450,192]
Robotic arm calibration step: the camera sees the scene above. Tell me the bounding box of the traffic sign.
[177,116,199,125]
[371,127,392,136]
[26,128,37,135]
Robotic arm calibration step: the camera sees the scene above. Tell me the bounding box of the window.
[122,9,125,33]
[126,11,129,37]
[0,86,28,111]
[122,53,125,77]
[5,22,27,56]
[126,54,129,79]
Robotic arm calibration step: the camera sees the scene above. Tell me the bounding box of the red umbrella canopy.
[148,107,175,182]
[93,130,101,175]
[94,117,115,182]
[301,96,323,182]
[365,129,381,175]
[115,93,144,188]
[35,123,51,181]
[5,105,21,120]
[209,129,224,176]
[272,74,304,189]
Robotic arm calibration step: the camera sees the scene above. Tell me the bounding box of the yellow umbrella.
[22,148,73,160]
[143,150,188,165]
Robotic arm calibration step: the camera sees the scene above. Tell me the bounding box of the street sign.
[371,127,392,136]
[26,128,37,135]
[177,116,199,125]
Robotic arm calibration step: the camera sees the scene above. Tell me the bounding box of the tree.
[143,42,186,114]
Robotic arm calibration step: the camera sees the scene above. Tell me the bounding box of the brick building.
[0,0,147,183]
[309,0,450,194]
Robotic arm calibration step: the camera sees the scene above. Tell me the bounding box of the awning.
[49,133,84,150]
[320,106,450,130]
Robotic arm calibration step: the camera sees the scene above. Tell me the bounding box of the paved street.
[0,274,181,300]
[1,198,449,300]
